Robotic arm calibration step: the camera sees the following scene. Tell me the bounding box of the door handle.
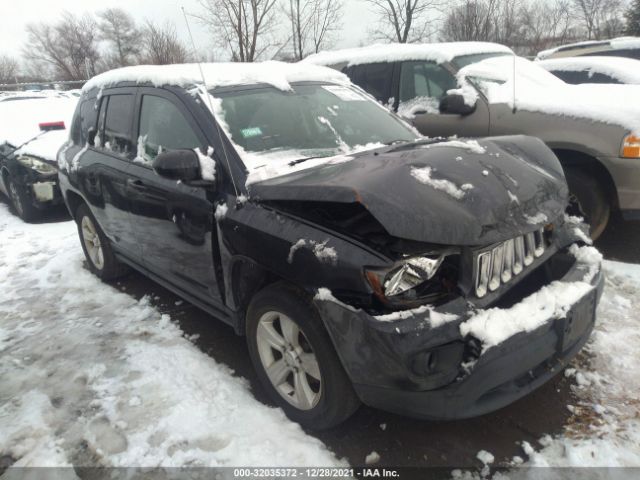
[126,179,145,189]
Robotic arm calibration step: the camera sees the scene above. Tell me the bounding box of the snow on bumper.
[314,245,604,420]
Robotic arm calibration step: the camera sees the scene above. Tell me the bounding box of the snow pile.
[538,56,640,84]
[0,96,77,150]
[411,166,472,200]
[196,146,216,181]
[83,62,350,93]
[459,56,640,134]
[514,261,640,467]
[303,42,512,68]
[0,204,342,468]
[288,239,338,266]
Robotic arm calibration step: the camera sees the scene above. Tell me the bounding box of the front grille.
[474,228,547,298]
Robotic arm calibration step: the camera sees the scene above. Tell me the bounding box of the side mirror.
[439,93,476,116]
[153,149,202,182]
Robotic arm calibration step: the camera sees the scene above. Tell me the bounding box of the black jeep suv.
[58,63,603,429]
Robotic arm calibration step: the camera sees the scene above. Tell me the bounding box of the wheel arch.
[64,190,85,220]
[552,148,619,211]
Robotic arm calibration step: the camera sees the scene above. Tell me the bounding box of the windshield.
[211,83,418,169]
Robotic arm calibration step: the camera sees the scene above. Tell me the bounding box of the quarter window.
[136,95,202,164]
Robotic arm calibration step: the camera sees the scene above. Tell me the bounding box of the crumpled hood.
[248,135,568,246]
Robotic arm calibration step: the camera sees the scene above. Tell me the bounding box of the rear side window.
[552,69,621,85]
[349,63,394,103]
[136,95,202,164]
[100,94,134,157]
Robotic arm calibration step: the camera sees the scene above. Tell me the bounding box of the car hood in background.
[249,135,568,246]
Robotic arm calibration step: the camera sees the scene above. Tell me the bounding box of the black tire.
[75,203,129,280]
[6,176,40,222]
[246,282,360,429]
[565,168,610,241]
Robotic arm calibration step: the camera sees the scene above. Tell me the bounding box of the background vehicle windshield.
[451,52,511,69]
[212,83,418,167]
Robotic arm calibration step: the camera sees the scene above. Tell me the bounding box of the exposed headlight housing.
[621,134,640,158]
[365,251,458,306]
[17,155,58,175]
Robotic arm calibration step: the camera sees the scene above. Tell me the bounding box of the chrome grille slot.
[474,228,547,298]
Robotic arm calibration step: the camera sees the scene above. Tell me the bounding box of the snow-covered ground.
[0,202,639,471]
[0,203,342,468]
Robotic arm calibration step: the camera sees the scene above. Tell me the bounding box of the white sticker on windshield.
[322,85,366,101]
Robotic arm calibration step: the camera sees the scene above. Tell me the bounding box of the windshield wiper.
[288,156,324,166]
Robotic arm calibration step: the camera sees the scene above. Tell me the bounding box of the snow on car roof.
[82,61,350,93]
[458,56,640,133]
[302,42,513,67]
[536,36,640,60]
[538,56,640,84]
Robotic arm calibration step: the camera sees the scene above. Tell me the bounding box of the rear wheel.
[6,176,39,222]
[76,203,128,280]
[565,168,610,240]
[246,283,360,429]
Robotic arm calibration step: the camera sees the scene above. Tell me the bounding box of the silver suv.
[305,42,640,239]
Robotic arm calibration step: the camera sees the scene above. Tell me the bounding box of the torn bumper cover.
[314,247,604,420]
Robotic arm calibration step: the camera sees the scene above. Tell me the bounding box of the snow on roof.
[302,42,513,67]
[0,96,77,149]
[82,61,350,93]
[536,36,640,60]
[538,56,640,84]
[458,56,640,133]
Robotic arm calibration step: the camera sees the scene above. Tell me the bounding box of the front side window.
[399,61,457,103]
[101,94,134,156]
[136,95,202,165]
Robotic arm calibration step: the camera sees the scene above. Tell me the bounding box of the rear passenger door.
[397,61,490,138]
[126,88,221,303]
[77,90,141,259]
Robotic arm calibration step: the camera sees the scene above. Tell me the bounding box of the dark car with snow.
[305,42,640,240]
[58,63,603,429]
[0,95,76,221]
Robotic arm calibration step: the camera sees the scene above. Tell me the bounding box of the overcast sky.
[2,0,377,61]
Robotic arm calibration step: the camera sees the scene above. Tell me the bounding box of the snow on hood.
[15,130,70,162]
[302,42,512,67]
[537,56,640,84]
[82,62,350,93]
[0,96,77,149]
[536,36,640,60]
[459,56,640,134]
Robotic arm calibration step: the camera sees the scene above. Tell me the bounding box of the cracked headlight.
[17,155,58,175]
[365,252,457,306]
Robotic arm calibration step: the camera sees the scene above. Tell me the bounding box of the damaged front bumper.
[315,245,604,420]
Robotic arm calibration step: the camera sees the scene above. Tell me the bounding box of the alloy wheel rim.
[256,311,322,411]
[81,216,104,270]
[9,181,24,216]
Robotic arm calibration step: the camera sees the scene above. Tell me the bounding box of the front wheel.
[76,203,128,280]
[565,168,610,241]
[6,176,39,222]
[246,283,360,429]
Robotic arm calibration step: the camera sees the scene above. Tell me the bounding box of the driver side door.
[396,61,490,138]
[126,88,222,304]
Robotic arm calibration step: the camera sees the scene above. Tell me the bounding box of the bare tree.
[0,55,19,85]
[441,0,501,42]
[284,0,343,60]
[98,8,142,68]
[365,0,444,43]
[572,0,625,39]
[196,0,279,61]
[140,21,190,65]
[519,0,574,54]
[23,12,101,81]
